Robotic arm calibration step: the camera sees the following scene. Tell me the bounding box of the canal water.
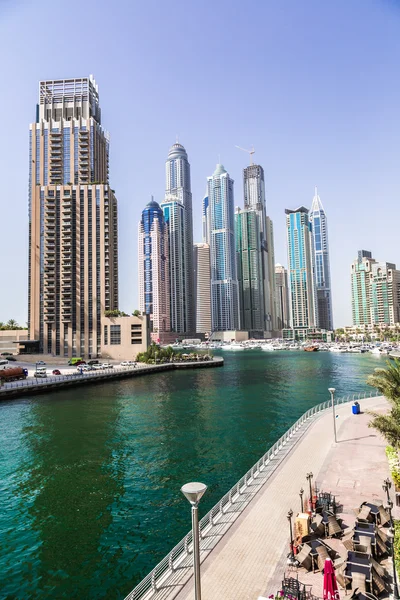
[0,351,383,598]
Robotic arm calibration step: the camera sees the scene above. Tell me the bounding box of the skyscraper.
[351,250,376,326]
[138,198,170,334]
[235,208,264,331]
[309,188,333,330]
[285,207,317,336]
[161,196,186,332]
[208,164,239,331]
[193,243,212,334]
[370,262,400,325]
[163,143,194,333]
[28,76,118,357]
[275,264,290,330]
[202,192,210,244]
[242,164,274,333]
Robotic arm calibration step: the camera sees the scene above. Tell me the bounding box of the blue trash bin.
[352,402,360,415]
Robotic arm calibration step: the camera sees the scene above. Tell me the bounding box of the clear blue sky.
[1,0,399,328]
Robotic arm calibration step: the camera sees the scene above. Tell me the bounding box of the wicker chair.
[351,572,367,593]
[371,558,388,581]
[356,535,372,555]
[316,545,330,572]
[371,568,387,596]
[358,506,372,523]
[296,544,313,571]
[327,515,343,538]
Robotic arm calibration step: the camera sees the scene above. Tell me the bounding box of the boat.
[304,345,319,352]
[261,344,275,351]
[329,345,348,353]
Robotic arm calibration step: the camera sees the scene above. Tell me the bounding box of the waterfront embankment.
[0,356,223,400]
[125,393,389,600]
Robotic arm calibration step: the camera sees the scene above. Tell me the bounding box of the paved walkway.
[175,396,390,600]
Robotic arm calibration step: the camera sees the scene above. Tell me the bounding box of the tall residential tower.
[309,188,333,330]
[28,76,118,357]
[208,164,239,331]
[285,207,317,337]
[162,143,194,333]
[138,198,170,334]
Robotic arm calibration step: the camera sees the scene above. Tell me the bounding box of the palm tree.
[368,359,400,448]
[6,319,18,329]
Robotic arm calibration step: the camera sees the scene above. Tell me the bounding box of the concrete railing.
[124,389,380,600]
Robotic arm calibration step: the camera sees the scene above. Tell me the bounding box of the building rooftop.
[167,143,188,160]
[213,163,227,176]
[285,206,309,215]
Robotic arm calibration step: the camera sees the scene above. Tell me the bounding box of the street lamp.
[306,472,314,511]
[299,487,304,513]
[181,482,208,600]
[287,509,294,562]
[383,477,392,506]
[328,387,337,443]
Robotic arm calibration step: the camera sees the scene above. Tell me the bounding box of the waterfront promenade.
[0,357,223,400]
[142,396,390,600]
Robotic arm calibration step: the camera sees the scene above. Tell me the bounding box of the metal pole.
[329,388,337,443]
[192,504,201,600]
[299,488,304,513]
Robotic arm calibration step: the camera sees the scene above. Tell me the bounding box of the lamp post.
[287,509,294,561]
[328,387,337,443]
[299,487,304,513]
[383,477,392,507]
[181,482,208,600]
[306,472,314,511]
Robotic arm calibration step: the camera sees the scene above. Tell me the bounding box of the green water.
[0,351,383,598]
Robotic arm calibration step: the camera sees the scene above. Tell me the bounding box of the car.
[92,364,103,370]
[36,360,46,365]
[0,352,12,356]
[52,369,61,375]
[101,363,113,369]
[34,371,47,378]
[88,360,99,365]
[75,360,86,366]
[6,356,16,361]
[120,361,130,367]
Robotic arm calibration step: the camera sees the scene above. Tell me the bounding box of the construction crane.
[235,145,255,165]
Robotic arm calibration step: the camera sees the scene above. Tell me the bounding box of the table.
[353,524,377,557]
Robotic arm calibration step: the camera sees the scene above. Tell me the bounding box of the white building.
[193,243,212,334]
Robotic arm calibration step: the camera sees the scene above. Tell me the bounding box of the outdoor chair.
[316,545,330,571]
[295,544,313,571]
[282,576,307,600]
[351,572,367,593]
[375,535,387,557]
[370,558,388,581]
[349,590,379,600]
[376,526,388,544]
[356,535,372,555]
[335,562,348,591]
[311,514,325,537]
[327,515,343,538]
[371,568,387,596]
[378,506,390,526]
[358,506,372,523]
[342,534,354,552]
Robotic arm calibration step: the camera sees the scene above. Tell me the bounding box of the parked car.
[92,364,103,370]
[0,352,12,356]
[52,369,61,375]
[88,360,99,365]
[37,360,46,365]
[101,363,113,369]
[6,356,16,361]
[34,371,47,378]
[75,360,86,366]
[120,361,129,367]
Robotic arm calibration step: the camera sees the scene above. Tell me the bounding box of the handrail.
[124,389,380,600]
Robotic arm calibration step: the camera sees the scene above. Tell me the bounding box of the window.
[131,324,141,330]
[131,338,142,344]
[104,325,108,345]
[110,324,121,345]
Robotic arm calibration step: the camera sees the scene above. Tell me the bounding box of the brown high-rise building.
[28,76,118,357]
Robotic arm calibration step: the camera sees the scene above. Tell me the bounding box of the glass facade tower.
[285,207,317,334]
[138,199,170,334]
[208,164,239,331]
[164,143,194,333]
[309,188,333,330]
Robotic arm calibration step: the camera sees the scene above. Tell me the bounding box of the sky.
[0,0,399,328]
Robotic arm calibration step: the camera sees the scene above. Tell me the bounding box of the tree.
[368,359,400,448]
[6,319,18,329]
[132,309,141,317]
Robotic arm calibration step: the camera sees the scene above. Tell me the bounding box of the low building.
[101,315,150,361]
[210,330,249,342]
[282,327,333,342]
[0,330,32,355]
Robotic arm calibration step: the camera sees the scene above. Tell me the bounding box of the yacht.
[261,344,275,351]
[329,345,348,353]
